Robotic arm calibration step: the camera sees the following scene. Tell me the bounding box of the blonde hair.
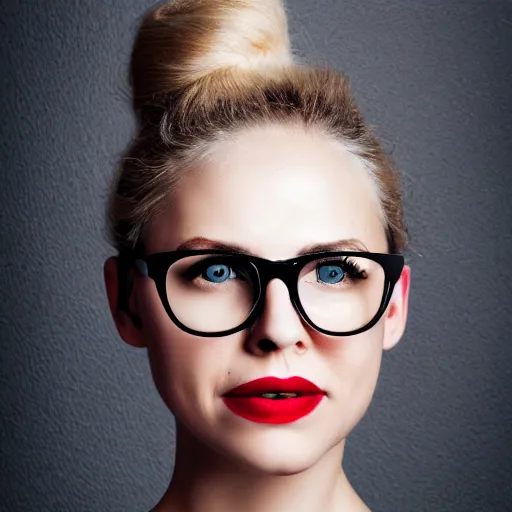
[107,0,408,254]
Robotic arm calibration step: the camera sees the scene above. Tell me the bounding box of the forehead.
[148,124,387,258]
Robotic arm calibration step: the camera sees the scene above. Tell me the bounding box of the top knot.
[130,0,293,112]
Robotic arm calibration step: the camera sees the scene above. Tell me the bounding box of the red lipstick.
[223,377,326,424]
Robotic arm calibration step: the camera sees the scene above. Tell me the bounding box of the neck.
[153,422,369,512]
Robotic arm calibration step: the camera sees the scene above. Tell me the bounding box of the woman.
[103,0,411,510]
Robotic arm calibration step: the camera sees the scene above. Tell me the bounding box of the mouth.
[223,376,326,424]
[224,376,326,397]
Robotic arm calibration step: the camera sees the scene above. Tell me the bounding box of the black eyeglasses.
[119,249,404,338]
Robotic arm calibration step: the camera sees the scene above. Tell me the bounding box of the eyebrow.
[175,236,368,255]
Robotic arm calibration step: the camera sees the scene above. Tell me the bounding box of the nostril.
[295,341,306,354]
[257,338,277,353]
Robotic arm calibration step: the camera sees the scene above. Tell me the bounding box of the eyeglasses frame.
[118,249,404,338]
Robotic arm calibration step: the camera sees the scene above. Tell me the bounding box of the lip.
[223,377,326,424]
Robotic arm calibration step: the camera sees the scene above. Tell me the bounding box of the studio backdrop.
[1,0,511,511]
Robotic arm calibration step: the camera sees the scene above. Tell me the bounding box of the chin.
[173,401,350,477]
[213,426,343,476]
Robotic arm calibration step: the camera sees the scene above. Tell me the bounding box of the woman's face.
[107,123,410,475]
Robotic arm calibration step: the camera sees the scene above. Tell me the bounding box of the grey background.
[1,0,511,510]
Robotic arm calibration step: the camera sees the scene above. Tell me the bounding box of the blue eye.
[317,265,345,284]
[203,264,235,283]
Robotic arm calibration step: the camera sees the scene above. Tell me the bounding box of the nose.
[245,278,311,355]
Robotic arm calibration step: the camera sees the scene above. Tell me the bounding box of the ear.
[103,257,146,348]
[382,265,411,351]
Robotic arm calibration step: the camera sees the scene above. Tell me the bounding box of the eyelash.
[316,257,365,279]
[315,257,367,286]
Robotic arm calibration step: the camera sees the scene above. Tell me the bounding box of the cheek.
[318,323,385,425]
[138,284,233,416]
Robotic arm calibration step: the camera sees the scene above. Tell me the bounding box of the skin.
[104,123,411,512]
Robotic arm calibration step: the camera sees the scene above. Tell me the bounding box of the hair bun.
[131,0,293,111]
